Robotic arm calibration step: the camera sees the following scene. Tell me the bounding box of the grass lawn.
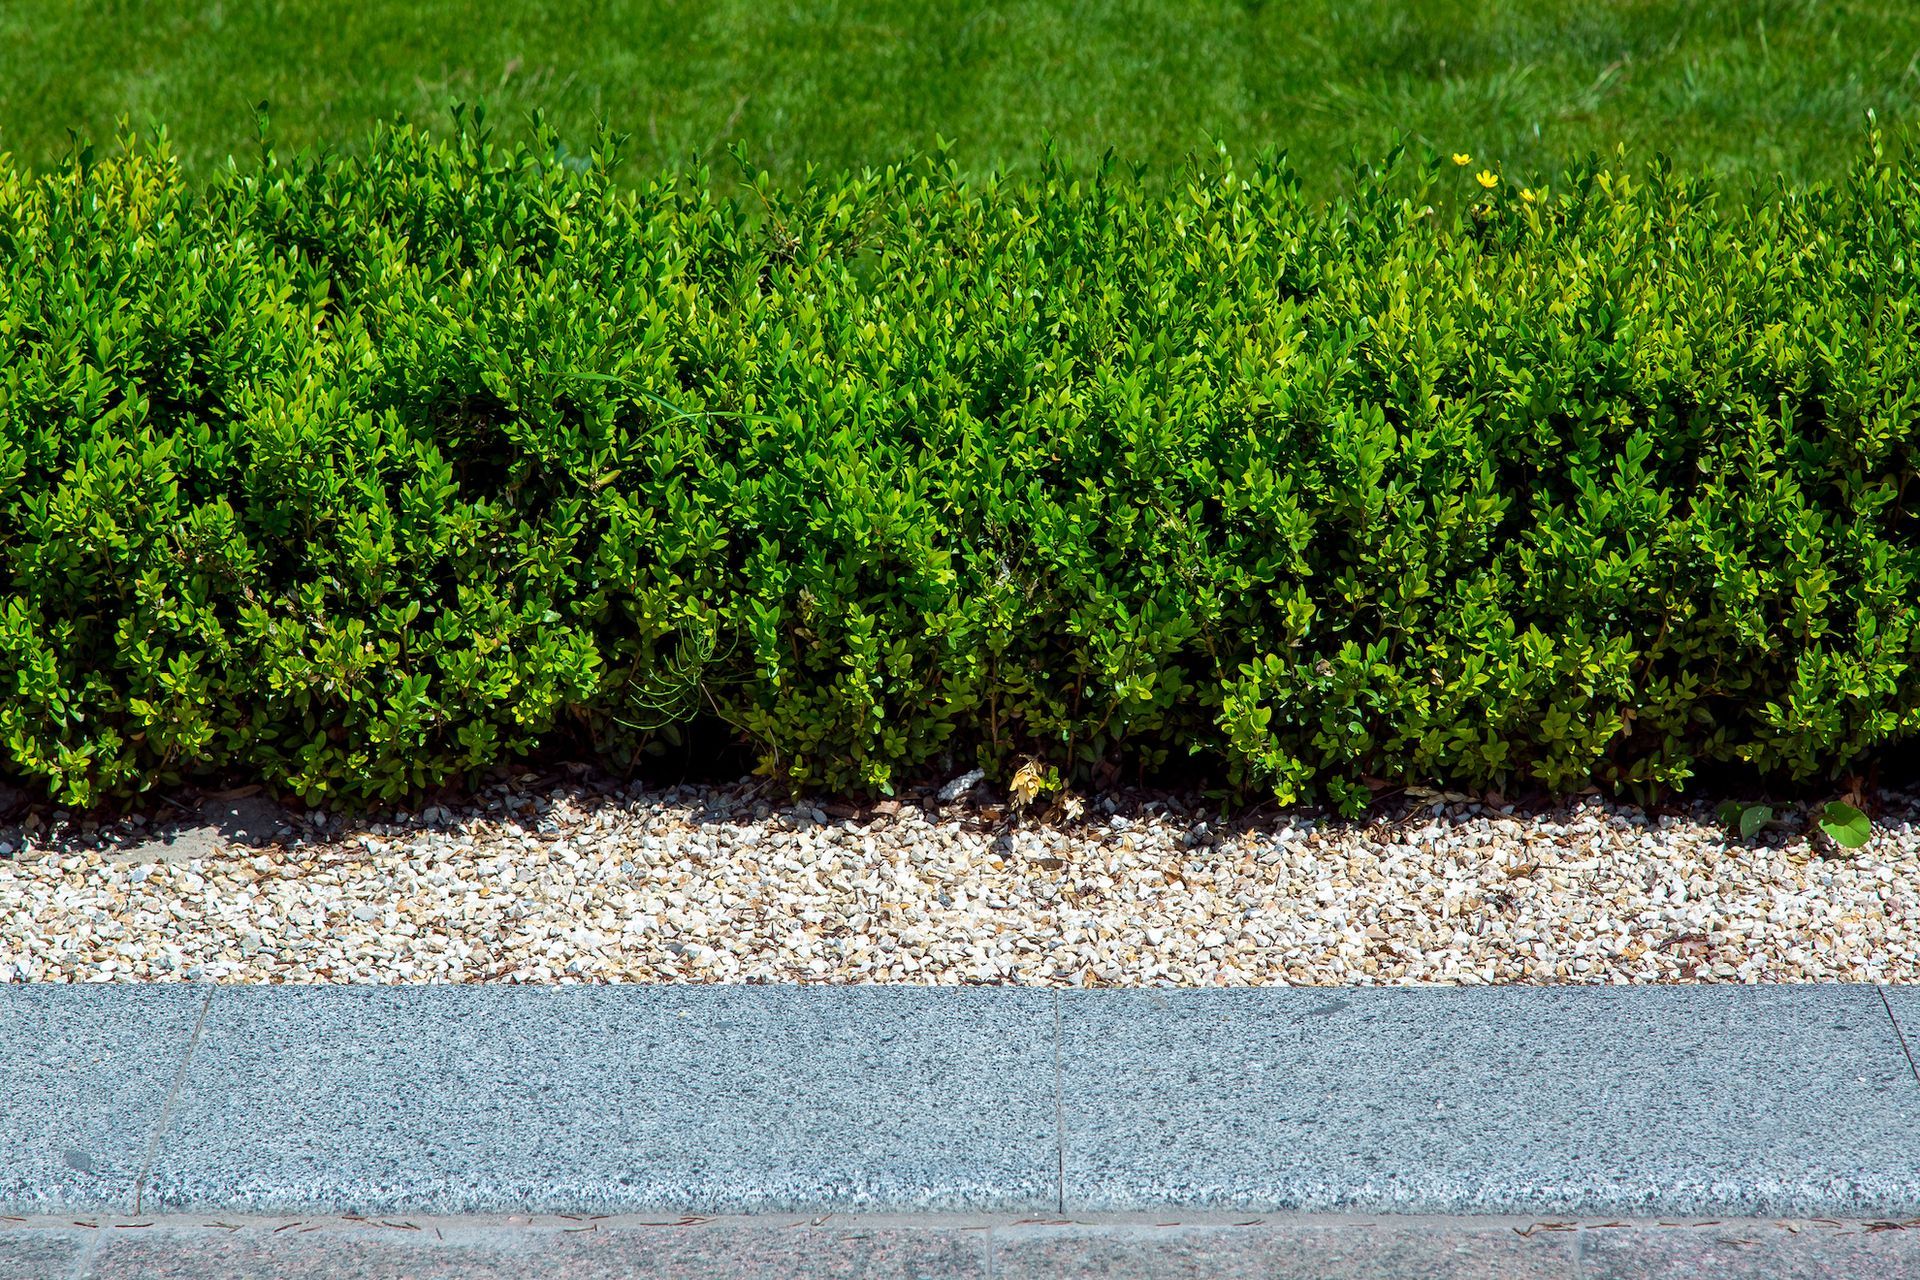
[4,1,1919,192]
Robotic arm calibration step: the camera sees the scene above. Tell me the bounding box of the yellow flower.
[1475,169,1499,189]
[1520,187,1538,203]
[1451,152,1472,166]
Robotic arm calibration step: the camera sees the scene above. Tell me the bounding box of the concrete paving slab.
[140,987,1057,1215]
[109,825,223,864]
[1059,987,1920,1216]
[0,987,207,1213]
[110,792,294,863]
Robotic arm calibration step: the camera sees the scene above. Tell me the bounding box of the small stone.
[938,770,986,803]
[0,781,1913,988]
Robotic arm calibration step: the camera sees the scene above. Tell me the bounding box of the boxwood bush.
[5,119,1920,811]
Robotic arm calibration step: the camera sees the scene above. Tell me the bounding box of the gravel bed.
[3,776,1919,985]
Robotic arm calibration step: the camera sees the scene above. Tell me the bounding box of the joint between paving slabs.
[130,985,214,1215]
[62,1226,102,1280]
[1050,991,1065,1216]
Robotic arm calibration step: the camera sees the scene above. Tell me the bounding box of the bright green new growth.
[1818,801,1873,850]
[5,121,1920,812]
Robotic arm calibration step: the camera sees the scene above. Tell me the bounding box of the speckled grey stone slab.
[1863,987,1920,1087]
[0,987,207,1213]
[140,987,1057,1215]
[1059,987,1920,1216]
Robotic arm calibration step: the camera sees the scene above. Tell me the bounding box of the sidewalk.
[7,1212,1920,1280]
[7,985,1920,1273]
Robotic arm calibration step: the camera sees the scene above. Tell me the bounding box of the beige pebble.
[2,784,1918,986]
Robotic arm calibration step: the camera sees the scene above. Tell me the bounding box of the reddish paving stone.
[81,1221,990,1279]
[991,1222,1578,1279]
[0,1231,86,1280]
[18,1217,1920,1279]
[793,1227,991,1279]
[1578,1222,1920,1280]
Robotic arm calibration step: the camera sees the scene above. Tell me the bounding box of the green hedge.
[5,122,1920,811]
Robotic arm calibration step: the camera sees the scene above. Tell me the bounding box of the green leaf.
[1818,801,1872,850]
[1738,804,1772,840]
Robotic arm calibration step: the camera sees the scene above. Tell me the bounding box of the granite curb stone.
[1059,986,1920,1216]
[6,986,1920,1220]
[140,986,1059,1215]
[0,987,207,1213]
[1862,986,1920,1086]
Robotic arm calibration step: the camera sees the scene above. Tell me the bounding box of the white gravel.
[2,777,1918,985]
